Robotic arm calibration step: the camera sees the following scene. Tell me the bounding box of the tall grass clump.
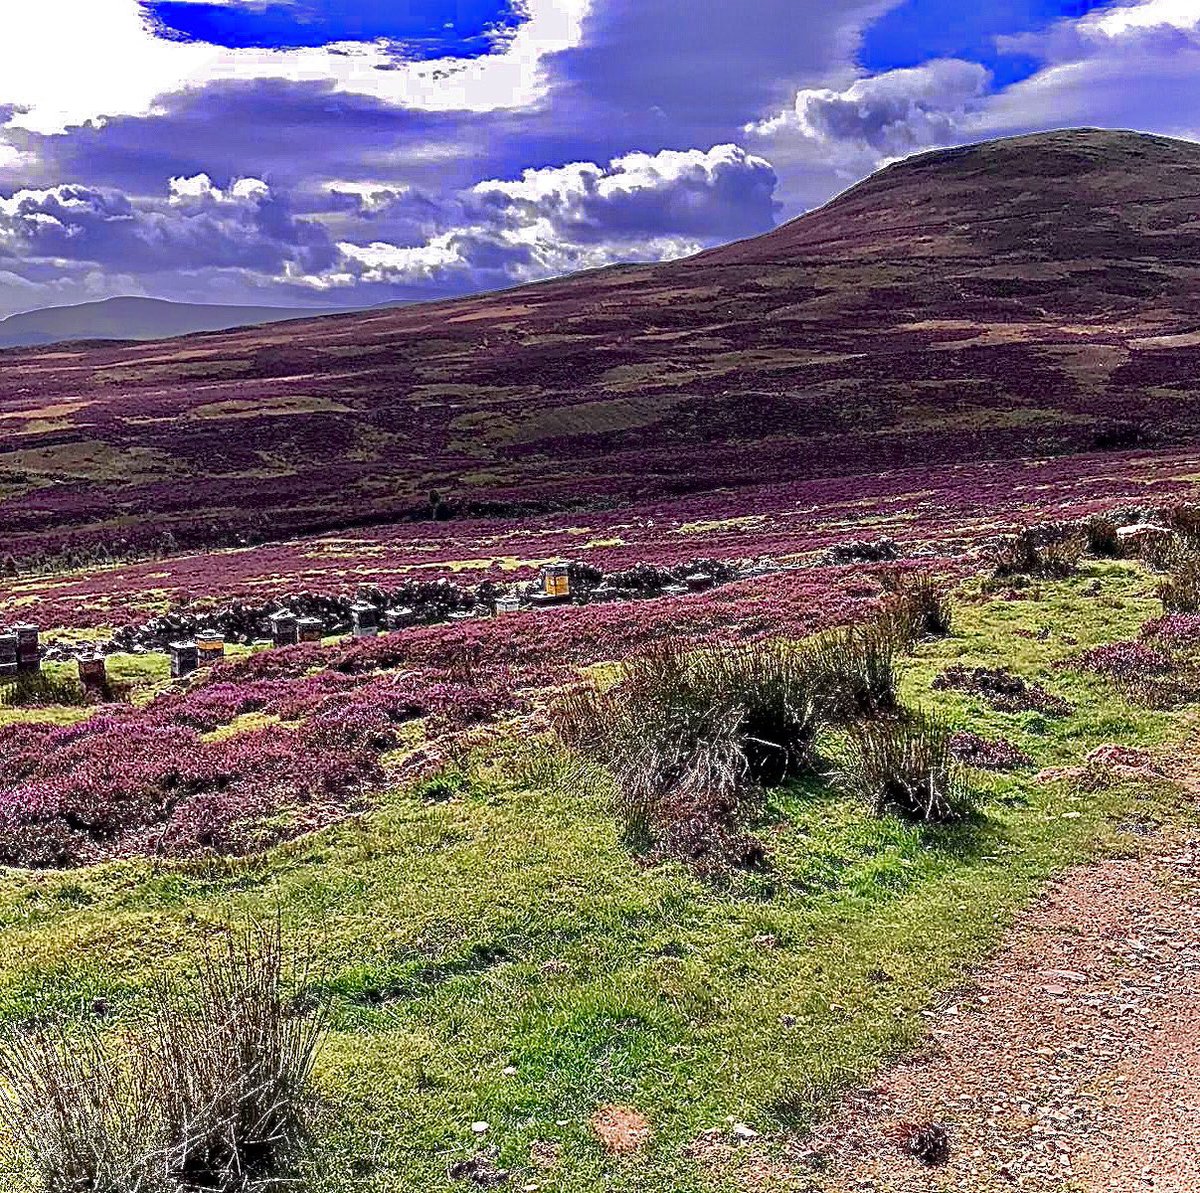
[554,638,821,866]
[878,571,954,646]
[0,671,86,709]
[833,710,974,824]
[986,523,1085,579]
[1157,553,1200,614]
[1082,515,1121,559]
[800,621,899,722]
[152,920,324,1192]
[0,920,324,1193]
[0,1026,162,1193]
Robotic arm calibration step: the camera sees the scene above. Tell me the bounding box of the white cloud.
[1085,0,1200,36]
[0,0,593,135]
[306,143,777,292]
[747,59,991,166]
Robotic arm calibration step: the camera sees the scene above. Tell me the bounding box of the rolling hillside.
[3,127,1200,561]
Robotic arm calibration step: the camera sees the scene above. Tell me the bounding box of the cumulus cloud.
[311,143,778,296]
[977,0,1200,142]
[748,60,992,156]
[0,142,778,313]
[0,175,335,280]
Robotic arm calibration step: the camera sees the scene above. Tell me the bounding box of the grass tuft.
[834,710,975,824]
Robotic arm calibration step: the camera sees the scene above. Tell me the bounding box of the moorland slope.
[3,128,1200,559]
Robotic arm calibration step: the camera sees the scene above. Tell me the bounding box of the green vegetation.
[0,564,1192,1192]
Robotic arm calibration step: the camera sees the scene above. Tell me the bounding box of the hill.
[3,127,1200,561]
[0,295,352,350]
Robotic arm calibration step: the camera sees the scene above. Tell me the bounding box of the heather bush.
[1070,619,1200,709]
[986,523,1085,579]
[948,730,1032,772]
[932,665,1073,717]
[835,711,974,823]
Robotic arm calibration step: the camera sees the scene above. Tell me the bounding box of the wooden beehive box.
[0,631,17,677]
[170,641,199,679]
[540,563,571,601]
[269,611,299,647]
[15,624,39,673]
[196,631,225,664]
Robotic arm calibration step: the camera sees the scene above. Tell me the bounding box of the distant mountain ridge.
[0,296,354,349]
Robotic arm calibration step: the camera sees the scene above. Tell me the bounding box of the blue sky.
[0,0,1197,317]
[142,0,524,56]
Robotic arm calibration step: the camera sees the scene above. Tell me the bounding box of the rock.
[731,1123,759,1141]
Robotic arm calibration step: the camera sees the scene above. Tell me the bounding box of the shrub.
[0,671,86,709]
[881,573,953,646]
[932,664,1073,717]
[948,730,1032,771]
[1071,620,1200,709]
[1082,515,1121,559]
[1167,503,1200,544]
[800,622,899,722]
[834,711,974,823]
[822,537,901,566]
[0,1026,163,1193]
[151,920,324,1192]
[986,524,1085,579]
[554,638,821,866]
[1157,554,1200,614]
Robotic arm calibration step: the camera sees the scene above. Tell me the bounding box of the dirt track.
[792,842,1200,1191]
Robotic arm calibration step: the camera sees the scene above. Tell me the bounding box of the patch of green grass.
[0,564,1192,1192]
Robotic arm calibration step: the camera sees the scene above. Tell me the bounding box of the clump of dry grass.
[152,921,325,1192]
[0,919,324,1193]
[0,1026,162,1193]
[986,523,1085,580]
[834,710,974,824]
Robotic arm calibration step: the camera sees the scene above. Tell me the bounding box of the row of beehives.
[0,624,41,676]
[158,573,582,680]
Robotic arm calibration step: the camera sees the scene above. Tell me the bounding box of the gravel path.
[790,841,1200,1191]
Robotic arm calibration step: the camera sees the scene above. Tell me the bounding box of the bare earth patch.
[590,1105,653,1155]
[788,842,1200,1191]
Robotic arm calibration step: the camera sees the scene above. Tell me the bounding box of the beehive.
[15,624,39,673]
[170,641,199,679]
[0,631,16,677]
[351,602,379,639]
[495,593,520,615]
[540,564,571,600]
[269,611,299,648]
[196,631,225,664]
[77,654,108,693]
[297,617,324,643]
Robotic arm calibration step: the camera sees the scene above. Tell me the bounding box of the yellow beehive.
[542,564,570,600]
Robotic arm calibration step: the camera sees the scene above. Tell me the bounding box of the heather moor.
[4,7,1200,1186]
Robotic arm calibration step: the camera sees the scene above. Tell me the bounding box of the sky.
[0,0,1197,318]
